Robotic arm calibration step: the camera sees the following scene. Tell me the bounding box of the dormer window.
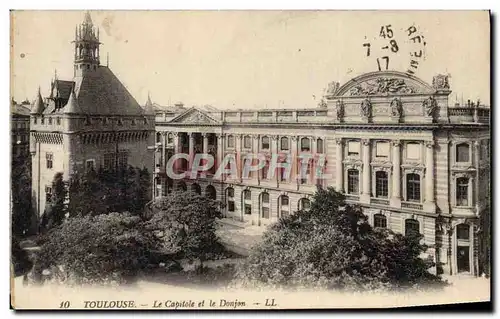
[85,117,92,125]
[117,119,123,126]
[131,119,136,126]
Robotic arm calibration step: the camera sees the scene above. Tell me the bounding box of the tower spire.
[31,86,45,114]
[73,11,101,76]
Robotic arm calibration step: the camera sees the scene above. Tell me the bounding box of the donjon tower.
[30,12,155,220]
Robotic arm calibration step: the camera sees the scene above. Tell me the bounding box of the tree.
[235,187,446,291]
[147,190,223,269]
[40,173,67,231]
[33,212,158,285]
[11,154,34,237]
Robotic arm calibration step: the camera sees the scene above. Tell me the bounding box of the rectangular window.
[227,135,235,148]
[244,191,251,200]
[406,174,421,202]
[375,171,389,198]
[456,177,469,206]
[104,153,115,170]
[33,118,37,124]
[46,153,53,169]
[376,141,390,158]
[56,117,61,125]
[86,159,95,172]
[281,196,289,206]
[45,186,52,202]
[262,193,269,203]
[262,207,270,219]
[244,136,252,149]
[406,143,421,160]
[374,214,387,228]
[457,224,470,240]
[244,204,252,215]
[261,137,270,150]
[228,200,235,212]
[281,137,289,151]
[456,143,470,163]
[348,141,360,156]
[347,169,359,194]
[317,139,324,154]
[48,118,52,125]
[118,152,128,169]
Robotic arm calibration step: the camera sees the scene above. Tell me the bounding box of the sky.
[10,10,490,109]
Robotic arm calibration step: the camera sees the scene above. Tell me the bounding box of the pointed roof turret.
[64,88,81,114]
[31,87,45,114]
[144,92,155,114]
[83,11,93,26]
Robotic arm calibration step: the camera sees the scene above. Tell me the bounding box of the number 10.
[377,56,389,71]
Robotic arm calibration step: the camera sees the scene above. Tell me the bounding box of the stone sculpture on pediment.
[182,111,213,124]
[423,96,438,117]
[432,74,450,90]
[349,77,418,96]
[390,97,403,118]
[336,100,344,120]
[360,99,372,119]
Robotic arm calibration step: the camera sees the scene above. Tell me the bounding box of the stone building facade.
[29,12,155,220]
[11,99,31,158]
[153,70,490,276]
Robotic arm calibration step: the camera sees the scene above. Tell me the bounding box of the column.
[391,140,401,207]
[335,138,343,192]
[474,141,480,213]
[424,140,435,212]
[173,132,180,172]
[360,139,371,202]
[235,134,242,182]
[188,132,194,171]
[216,134,223,180]
[311,137,317,186]
[291,136,298,189]
[161,132,166,170]
[202,133,209,176]
[253,135,260,183]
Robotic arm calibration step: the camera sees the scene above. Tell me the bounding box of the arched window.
[205,185,216,200]
[261,136,270,150]
[191,183,201,195]
[375,171,388,198]
[226,187,235,212]
[299,198,311,210]
[280,137,289,151]
[456,143,470,162]
[243,136,252,149]
[317,138,324,154]
[261,192,270,219]
[406,173,421,202]
[243,189,252,215]
[456,224,470,240]
[456,177,469,206]
[301,137,310,152]
[156,132,161,143]
[405,219,420,237]
[373,214,387,228]
[279,195,290,218]
[347,169,359,194]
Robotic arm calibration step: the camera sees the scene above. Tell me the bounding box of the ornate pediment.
[329,71,436,97]
[170,108,220,125]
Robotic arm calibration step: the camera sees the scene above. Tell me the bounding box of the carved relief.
[349,78,418,96]
[423,96,438,117]
[180,111,215,124]
[360,99,372,119]
[390,97,403,119]
[335,138,343,145]
[432,74,450,90]
[336,100,344,120]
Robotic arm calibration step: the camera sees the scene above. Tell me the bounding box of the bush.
[235,187,447,292]
[147,190,223,266]
[11,236,33,277]
[33,212,158,286]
